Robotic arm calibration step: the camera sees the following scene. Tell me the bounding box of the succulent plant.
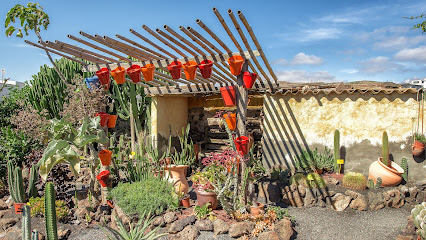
[367,179,375,189]
[22,205,31,240]
[382,131,390,167]
[411,202,426,239]
[375,177,382,189]
[342,172,367,191]
[334,129,340,163]
[401,158,408,182]
[305,172,327,189]
[45,182,58,240]
[289,173,309,187]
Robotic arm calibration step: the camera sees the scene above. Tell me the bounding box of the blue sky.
[0,0,425,84]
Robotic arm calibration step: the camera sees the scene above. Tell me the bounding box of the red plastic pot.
[107,115,118,128]
[227,55,245,75]
[96,170,110,187]
[223,113,236,130]
[127,65,141,83]
[95,112,109,127]
[183,61,197,80]
[98,149,112,166]
[167,61,182,80]
[111,67,126,84]
[234,136,249,155]
[141,64,155,82]
[198,60,213,79]
[14,203,25,214]
[243,71,258,89]
[95,68,111,90]
[220,86,236,107]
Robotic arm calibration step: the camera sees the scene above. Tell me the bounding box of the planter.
[227,55,245,75]
[107,200,114,209]
[183,61,198,80]
[180,197,191,208]
[107,115,118,128]
[95,112,109,127]
[141,64,155,82]
[95,68,111,90]
[368,158,404,187]
[164,165,189,194]
[96,170,110,187]
[14,203,26,214]
[220,86,237,107]
[412,140,425,156]
[250,203,264,216]
[98,149,112,166]
[85,76,100,90]
[234,136,249,155]
[127,65,141,83]
[223,113,236,130]
[111,67,126,84]
[167,61,182,80]
[196,189,218,210]
[243,71,257,89]
[198,60,213,79]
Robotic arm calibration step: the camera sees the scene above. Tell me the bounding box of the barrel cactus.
[45,182,58,240]
[342,172,367,191]
[411,202,426,239]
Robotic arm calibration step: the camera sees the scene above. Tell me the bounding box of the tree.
[404,13,426,33]
[5,2,66,82]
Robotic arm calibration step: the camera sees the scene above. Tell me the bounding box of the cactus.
[289,173,309,187]
[382,131,390,167]
[334,129,340,163]
[22,205,31,240]
[45,182,58,240]
[306,172,327,189]
[31,230,39,240]
[14,167,25,203]
[342,172,367,191]
[411,202,426,239]
[367,179,374,189]
[401,158,408,182]
[28,165,38,199]
[375,177,382,189]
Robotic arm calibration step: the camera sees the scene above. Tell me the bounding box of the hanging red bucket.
[183,61,197,80]
[227,55,245,76]
[95,68,111,90]
[96,170,110,187]
[243,72,258,89]
[142,64,155,82]
[167,61,182,80]
[95,112,109,127]
[220,86,236,107]
[127,65,141,83]
[111,67,126,84]
[198,60,213,79]
[98,149,112,166]
[234,136,249,155]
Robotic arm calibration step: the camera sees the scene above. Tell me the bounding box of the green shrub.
[110,175,179,216]
[294,148,336,172]
[267,205,293,220]
[27,196,69,221]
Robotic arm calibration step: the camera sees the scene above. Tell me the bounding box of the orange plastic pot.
[142,64,155,82]
[167,61,182,80]
[180,197,191,208]
[183,61,197,80]
[111,67,126,84]
[96,170,110,187]
[107,115,118,128]
[412,140,425,156]
[223,113,236,130]
[95,112,109,127]
[98,149,112,166]
[127,65,141,83]
[220,86,236,107]
[198,60,213,79]
[14,203,25,214]
[228,55,245,75]
[250,203,264,216]
[368,158,404,187]
[243,71,258,89]
[95,68,111,90]
[234,136,249,155]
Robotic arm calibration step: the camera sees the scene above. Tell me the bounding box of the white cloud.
[374,35,425,50]
[13,43,31,48]
[273,53,323,67]
[271,58,288,67]
[301,28,342,41]
[358,56,404,73]
[341,69,358,74]
[276,70,338,83]
[394,46,426,62]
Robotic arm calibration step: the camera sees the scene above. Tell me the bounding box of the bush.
[110,175,179,216]
[27,196,69,221]
[0,84,29,128]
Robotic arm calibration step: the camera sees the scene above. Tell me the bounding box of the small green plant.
[382,131,390,167]
[305,172,327,189]
[401,158,408,182]
[289,173,309,187]
[342,172,367,191]
[266,206,293,221]
[414,133,426,143]
[367,178,382,189]
[294,148,336,172]
[375,177,382,189]
[27,197,69,221]
[193,203,215,220]
[367,179,374,189]
[172,124,196,166]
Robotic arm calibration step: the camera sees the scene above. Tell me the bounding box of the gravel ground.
[288,206,410,240]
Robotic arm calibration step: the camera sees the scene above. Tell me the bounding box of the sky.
[0,0,425,84]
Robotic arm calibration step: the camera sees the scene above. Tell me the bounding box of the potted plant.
[368,131,404,187]
[250,202,264,216]
[412,132,426,156]
[190,170,220,210]
[176,191,190,208]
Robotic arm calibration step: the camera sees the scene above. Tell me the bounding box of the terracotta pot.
[95,112,109,127]
[95,68,111,90]
[183,61,197,80]
[98,149,112,166]
[107,115,118,128]
[167,61,182,80]
[220,86,236,107]
[250,203,264,216]
[368,158,404,187]
[412,140,425,156]
[164,165,189,194]
[196,189,218,210]
[96,170,110,187]
[234,136,249,155]
[111,67,126,84]
[142,64,155,82]
[14,203,25,214]
[127,65,142,83]
[223,113,236,130]
[163,157,171,166]
[180,197,191,208]
[243,71,257,89]
[227,55,245,75]
[198,60,213,78]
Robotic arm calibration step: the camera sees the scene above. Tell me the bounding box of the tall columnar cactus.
[334,129,340,164]
[31,230,39,240]
[342,172,367,191]
[8,161,38,203]
[14,167,25,203]
[45,182,58,240]
[28,165,38,199]
[22,205,31,240]
[401,158,408,182]
[382,131,390,167]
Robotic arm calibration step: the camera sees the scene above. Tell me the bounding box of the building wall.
[263,91,426,181]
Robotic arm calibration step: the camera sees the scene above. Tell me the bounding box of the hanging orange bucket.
[223,113,236,130]
[198,60,213,78]
[127,65,141,83]
[183,61,197,80]
[111,67,126,84]
[167,61,182,80]
[98,149,112,166]
[107,115,118,128]
[95,68,111,90]
[142,64,155,82]
[227,55,245,76]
